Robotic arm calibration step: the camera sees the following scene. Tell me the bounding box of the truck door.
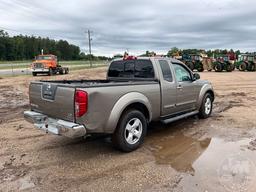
[158,60,178,116]
[172,63,197,112]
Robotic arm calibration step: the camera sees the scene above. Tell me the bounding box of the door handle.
[177,85,183,90]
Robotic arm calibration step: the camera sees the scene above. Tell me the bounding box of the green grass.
[0,60,108,70]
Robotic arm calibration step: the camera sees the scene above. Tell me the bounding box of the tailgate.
[29,82,75,122]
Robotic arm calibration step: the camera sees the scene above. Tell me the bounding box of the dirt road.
[0,69,256,192]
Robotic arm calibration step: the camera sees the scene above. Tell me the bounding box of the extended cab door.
[172,63,198,112]
[158,60,178,116]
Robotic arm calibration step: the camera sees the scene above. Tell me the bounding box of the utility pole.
[87,30,92,68]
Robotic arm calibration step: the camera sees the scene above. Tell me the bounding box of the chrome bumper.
[24,111,86,138]
[31,68,49,72]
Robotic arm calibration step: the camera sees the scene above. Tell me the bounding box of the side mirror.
[193,73,200,81]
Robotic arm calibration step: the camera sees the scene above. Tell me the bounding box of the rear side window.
[135,60,154,78]
[108,60,154,78]
[159,60,173,82]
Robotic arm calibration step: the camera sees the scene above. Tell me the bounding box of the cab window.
[173,63,192,82]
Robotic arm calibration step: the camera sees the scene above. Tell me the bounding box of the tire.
[198,93,213,119]
[48,68,53,76]
[65,68,69,74]
[226,64,233,72]
[248,63,256,71]
[239,63,246,71]
[59,69,64,75]
[112,110,147,152]
[197,63,204,72]
[214,63,223,72]
[232,64,236,71]
[32,72,37,76]
[187,62,194,71]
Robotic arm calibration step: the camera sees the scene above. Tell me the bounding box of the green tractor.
[213,55,235,72]
[181,54,204,72]
[235,54,256,71]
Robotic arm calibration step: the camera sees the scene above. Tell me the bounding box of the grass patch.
[0,60,108,70]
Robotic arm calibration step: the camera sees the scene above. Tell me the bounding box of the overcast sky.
[0,0,255,56]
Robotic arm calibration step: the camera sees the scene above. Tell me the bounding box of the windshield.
[36,56,52,60]
[223,56,229,61]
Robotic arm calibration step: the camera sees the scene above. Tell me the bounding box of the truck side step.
[161,110,199,124]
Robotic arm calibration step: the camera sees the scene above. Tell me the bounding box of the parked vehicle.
[31,54,69,76]
[24,57,214,152]
[212,55,235,72]
[181,54,204,72]
[235,54,256,71]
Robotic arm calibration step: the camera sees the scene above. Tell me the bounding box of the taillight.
[75,90,88,118]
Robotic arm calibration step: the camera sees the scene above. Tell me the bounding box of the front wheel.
[48,68,53,76]
[112,110,147,152]
[198,93,213,119]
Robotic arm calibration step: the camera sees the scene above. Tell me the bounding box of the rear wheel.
[65,68,69,74]
[248,63,256,71]
[59,69,64,75]
[112,110,147,152]
[187,62,194,71]
[214,63,223,72]
[199,93,213,119]
[197,63,204,72]
[32,72,37,76]
[239,63,247,71]
[226,64,233,72]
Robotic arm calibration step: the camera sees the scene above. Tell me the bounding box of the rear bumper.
[24,111,86,138]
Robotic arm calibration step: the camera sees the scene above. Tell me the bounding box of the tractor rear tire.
[214,63,223,72]
[248,63,256,71]
[226,65,233,72]
[239,63,247,71]
[187,62,194,71]
[197,64,204,72]
[232,64,235,71]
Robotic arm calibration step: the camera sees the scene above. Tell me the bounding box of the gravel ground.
[0,68,256,192]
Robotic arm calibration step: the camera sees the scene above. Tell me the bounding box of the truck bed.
[29,79,161,125]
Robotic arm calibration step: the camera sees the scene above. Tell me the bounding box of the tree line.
[0,30,111,61]
[0,30,84,61]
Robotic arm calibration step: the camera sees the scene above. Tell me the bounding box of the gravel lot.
[0,68,256,192]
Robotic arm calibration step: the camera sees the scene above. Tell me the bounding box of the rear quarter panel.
[76,83,161,133]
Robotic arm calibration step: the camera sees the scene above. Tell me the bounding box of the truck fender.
[197,84,214,109]
[105,92,152,133]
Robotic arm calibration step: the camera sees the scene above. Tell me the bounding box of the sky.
[0,0,255,56]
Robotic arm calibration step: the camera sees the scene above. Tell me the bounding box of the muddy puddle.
[149,132,256,192]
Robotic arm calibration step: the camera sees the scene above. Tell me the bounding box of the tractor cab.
[181,54,191,62]
[191,54,203,62]
[223,56,229,62]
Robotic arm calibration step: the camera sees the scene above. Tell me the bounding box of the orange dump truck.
[31,54,69,76]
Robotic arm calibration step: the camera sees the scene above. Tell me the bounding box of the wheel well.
[122,103,150,122]
[206,90,214,101]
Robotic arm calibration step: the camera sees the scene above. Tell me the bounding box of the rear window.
[108,60,155,78]
[159,60,173,82]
